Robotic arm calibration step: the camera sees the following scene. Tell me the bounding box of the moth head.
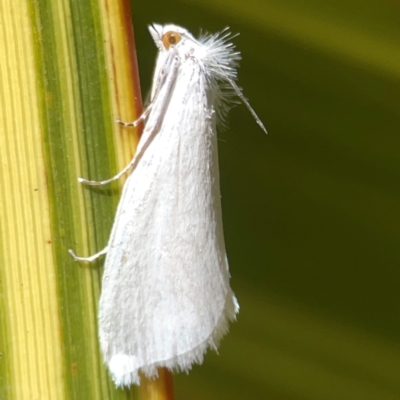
[162,31,182,49]
[149,24,194,51]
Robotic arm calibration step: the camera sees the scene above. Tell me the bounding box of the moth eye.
[162,31,182,49]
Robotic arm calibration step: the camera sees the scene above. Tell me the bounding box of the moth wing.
[99,61,238,387]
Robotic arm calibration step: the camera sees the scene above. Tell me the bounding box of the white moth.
[70,23,266,387]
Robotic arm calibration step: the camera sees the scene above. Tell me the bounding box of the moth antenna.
[196,27,267,134]
[228,78,268,134]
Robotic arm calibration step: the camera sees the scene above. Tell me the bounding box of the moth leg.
[68,246,108,263]
[78,161,135,186]
[78,52,181,187]
[115,105,152,127]
[76,110,152,187]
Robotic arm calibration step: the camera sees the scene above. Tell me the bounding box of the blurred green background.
[132,1,400,399]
